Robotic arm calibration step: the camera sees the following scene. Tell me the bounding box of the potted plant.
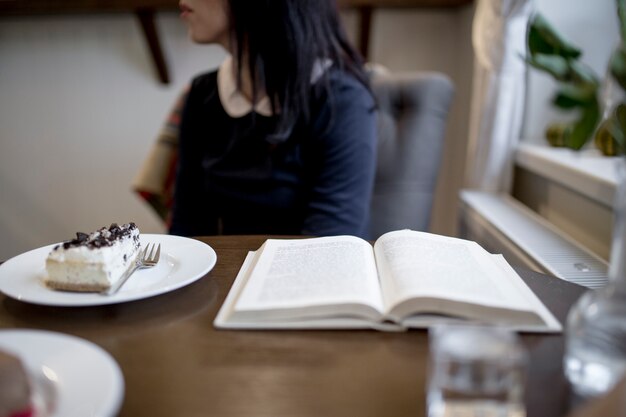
[526,0,626,155]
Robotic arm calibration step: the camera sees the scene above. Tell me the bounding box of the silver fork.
[102,243,161,295]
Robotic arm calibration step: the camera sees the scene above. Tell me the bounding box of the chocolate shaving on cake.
[57,222,138,250]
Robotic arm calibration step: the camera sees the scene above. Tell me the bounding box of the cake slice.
[0,350,33,417]
[45,222,141,292]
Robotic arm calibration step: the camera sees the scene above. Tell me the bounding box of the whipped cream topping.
[48,223,140,264]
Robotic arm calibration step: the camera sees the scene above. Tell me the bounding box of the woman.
[170,0,377,238]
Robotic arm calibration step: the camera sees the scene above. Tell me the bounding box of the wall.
[0,8,474,260]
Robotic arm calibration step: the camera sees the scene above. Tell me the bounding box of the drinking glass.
[427,324,528,417]
[564,158,626,398]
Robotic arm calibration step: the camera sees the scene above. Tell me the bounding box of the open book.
[214,230,562,332]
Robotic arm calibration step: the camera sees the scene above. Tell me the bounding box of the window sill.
[515,143,620,208]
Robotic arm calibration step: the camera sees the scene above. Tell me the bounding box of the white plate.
[0,329,124,417]
[0,234,217,306]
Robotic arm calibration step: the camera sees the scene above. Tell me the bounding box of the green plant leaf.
[617,120,626,154]
[566,99,600,150]
[595,118,617,155]
[618,0,626,42]
[545,123,571,147]
[609,117,626,150]
[597,114,625,156]
[609,103,626,152]
[528,14,582,59]
[610,47,626,91]
[527,53,570,81]
[616,103,626,125]
[553,84,596,108]
[569,61,600,87]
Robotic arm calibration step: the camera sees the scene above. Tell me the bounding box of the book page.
[234,236,384,317]
[374,230,538,315]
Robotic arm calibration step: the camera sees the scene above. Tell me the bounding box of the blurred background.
[0,0,618,283]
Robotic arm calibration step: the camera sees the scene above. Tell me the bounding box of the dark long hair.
[226,0,370,140]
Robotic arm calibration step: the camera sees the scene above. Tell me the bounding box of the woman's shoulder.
[307,66,377,143]
[311,66,375,117]
[189,69,219,92]
[182,69,220,110]
[324,67,373,101]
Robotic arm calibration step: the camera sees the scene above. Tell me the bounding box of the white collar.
[217,56,333,118]
[217,57,273,118]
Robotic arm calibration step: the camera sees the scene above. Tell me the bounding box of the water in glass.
[427,324,527,417]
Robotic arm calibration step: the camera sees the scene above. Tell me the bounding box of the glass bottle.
[564,157,626,398]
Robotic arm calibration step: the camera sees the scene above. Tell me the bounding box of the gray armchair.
[368,70,454,239]
[134,69,454,239]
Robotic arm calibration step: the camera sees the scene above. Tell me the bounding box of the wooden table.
[0,235,587,417]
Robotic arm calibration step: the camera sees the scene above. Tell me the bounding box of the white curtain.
[465,0,534,192]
